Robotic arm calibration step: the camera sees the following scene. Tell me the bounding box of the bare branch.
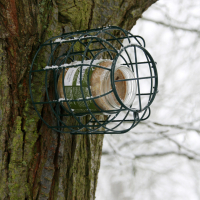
[102,150,200,162]
[134,151,200,161]
[142,121,200,134]
[141,17,200,34]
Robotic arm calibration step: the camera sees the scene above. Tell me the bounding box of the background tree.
[96,0,200,199]
[0,0,157,199]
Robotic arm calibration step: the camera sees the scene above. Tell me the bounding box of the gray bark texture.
[0,0,157,199]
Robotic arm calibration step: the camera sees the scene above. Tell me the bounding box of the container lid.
[90,60,136,111]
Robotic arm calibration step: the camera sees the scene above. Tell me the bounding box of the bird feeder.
[29,26,158,134]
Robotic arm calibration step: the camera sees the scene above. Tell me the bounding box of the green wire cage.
[29,26,158,134]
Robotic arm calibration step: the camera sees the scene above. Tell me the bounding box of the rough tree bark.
[0,0,157,199]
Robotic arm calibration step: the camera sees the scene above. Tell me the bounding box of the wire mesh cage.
[29,26,158,134]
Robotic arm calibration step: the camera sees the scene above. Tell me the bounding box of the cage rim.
[111,43,158,113]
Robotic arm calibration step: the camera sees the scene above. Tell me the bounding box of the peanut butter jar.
[57,60,136,113]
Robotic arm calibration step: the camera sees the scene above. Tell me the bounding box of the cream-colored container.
[57,60,136,113]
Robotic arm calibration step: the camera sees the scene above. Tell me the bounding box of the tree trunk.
[0,0,157,199]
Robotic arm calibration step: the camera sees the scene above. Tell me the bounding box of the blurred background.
[96,0,200,199]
